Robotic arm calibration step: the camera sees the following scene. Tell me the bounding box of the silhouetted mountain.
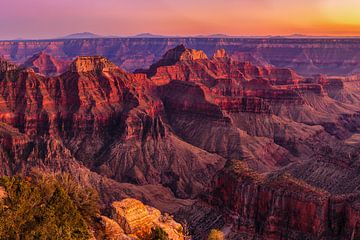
[61,32,102,39]
[131,33,167,38]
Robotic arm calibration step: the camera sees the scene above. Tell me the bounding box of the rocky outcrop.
[22,52,70,76]
[0,58,18,72]
[157,81,225,118]
[212,49,228,59]
[70,56,119,73]
[161,44,208,62]
[0,186,6,201]
[111,198,184,240]
[100,216,133,240]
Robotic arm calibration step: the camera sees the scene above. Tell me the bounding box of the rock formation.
[100,216,131,240]
[0,58,18,72]
[22,52,70,76]
[70,56,118,72]
[0,186,6,201]
[212,49,228,59]
[111,198,183,239]
[209,160,360,239]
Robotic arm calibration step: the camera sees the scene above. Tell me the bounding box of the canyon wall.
[1,38,360,75]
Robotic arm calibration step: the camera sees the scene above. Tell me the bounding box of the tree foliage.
[149,226,169,240]
[0,173,100,240]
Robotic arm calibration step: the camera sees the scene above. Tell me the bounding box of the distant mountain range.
[60,32,103,39]
[57,32,171,39]
[57,32,360,40]
[130,33,169,38]
[4,32,360,41]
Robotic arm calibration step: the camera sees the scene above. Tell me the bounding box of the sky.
[1,0,360,39]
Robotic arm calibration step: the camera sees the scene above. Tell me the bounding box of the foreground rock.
[0,186,6,201]
[100,216,133,240]
[110,198,184,240]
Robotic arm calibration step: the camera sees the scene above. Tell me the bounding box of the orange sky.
[1,0,360,39]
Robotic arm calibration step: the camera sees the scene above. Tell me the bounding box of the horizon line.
[2,32,360,41]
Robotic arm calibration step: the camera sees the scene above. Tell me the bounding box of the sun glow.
[323,0,360,25]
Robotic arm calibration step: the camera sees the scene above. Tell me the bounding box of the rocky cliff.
[0,55,227,199]
[110,198,184,239]
[210,160,360,240]
[22,52,70,76]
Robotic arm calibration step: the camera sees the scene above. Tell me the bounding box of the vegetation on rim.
[0,171,100,240]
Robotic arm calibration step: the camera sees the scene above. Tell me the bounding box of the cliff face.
[0,56,226,198]
[140,46,360,239]
[70,56,118,72]
[21,52,70,76]
[210,161,360,240]
[2,38,360,75]
[110,198,184,240]
[0,58,18,72]
[153,47,360,139]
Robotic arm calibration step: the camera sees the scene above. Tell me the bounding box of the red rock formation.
[140,46,330,121]
[22,52,70,76]
[0,56,226,198]
[212,49,229,59]
[111,198,184,239]
[0,58,18,72]
[145,46,360,138]
[209,160,360,239]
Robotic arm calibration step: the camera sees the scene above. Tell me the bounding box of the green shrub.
[150,226,169,240]
[0,176,93,240]
[30,170,100,224]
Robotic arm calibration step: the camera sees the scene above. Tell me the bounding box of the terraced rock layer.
[1,38,360,75]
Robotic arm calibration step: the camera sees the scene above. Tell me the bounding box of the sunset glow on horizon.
[1,0,360,39]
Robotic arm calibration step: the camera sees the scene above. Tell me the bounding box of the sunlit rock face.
[212,49,229,59]
[111,198,184,240]
[209,161,360,239]
[0,186,6,201]
[70,56,118,73]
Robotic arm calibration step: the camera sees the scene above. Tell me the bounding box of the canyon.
[1,40,360,239]
[1,38,360,76]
